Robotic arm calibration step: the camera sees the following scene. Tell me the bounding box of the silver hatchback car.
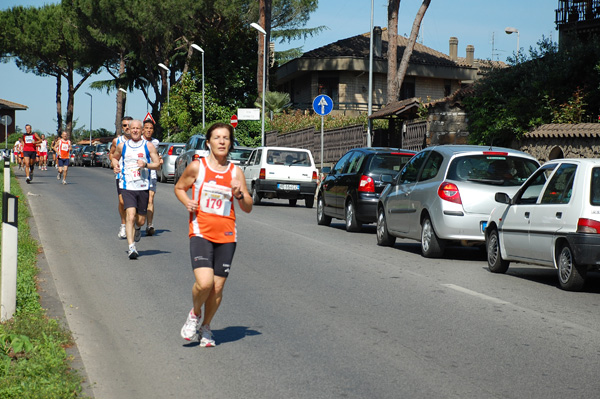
[376,145,540,257]
[486,158,600,291]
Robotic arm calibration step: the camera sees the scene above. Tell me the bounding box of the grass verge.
[0,167,86,398]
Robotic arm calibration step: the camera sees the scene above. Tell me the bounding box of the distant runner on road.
[22,124,41,183]
[110,116,133,239]
[111,119,161,259]
[142,119,163,236]
[54,131,72,185]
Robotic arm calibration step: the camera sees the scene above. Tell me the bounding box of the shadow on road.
[182,326,261,348]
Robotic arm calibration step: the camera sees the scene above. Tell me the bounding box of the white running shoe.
[128,246,139,260]
[117,225,126,239]
[62,180,67,185]
[200,325,215,347]
[181,309,200,341]
[57,172,61,180]
[134,227,141,242]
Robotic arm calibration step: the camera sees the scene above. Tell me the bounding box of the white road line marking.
[441,284,510,305]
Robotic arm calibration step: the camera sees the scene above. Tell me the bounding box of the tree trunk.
[386,0,401,104]
[395,0,431,98]
[65,66,74,136]
[257,0,271,95]
[115,54,126,134]
[55,73,62,135]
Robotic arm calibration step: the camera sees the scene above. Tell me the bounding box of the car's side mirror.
[321,166,331,174]
[495,192,511,204]
[381,175,393,184]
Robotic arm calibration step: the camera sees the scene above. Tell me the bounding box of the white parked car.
[244,146,319,208]
[486,158,600,291]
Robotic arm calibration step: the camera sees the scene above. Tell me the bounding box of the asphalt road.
[17,164,600,399]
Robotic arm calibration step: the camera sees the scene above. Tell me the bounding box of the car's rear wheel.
[487,228,509,273]
[345,199,361,232]
[421,216,445,258]
[557,242,586,291]
[317,195,331,226]
[305,196,314,208]
[252,186,261,205]
[289,199,297,207]
[376,207,396,246]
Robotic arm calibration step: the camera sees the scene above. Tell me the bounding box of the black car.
[77,145,95,166]
[317,147,416,232]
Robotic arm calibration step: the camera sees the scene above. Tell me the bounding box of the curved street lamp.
[505,27,520,59]
[250,22,267,146]
[118,88,127,116]
[191,44,205,129]
[158,63,171,139]
[85,92,92,145]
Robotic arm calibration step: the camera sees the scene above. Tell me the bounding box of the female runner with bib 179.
[174,122,252,347]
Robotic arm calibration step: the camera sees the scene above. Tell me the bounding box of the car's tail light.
[259,168,266,179]
[192,154,200,160]
[358,175,375,193]
[483,151,508,156]
[168,146,174,155]
[312,171,318,182]
[438,182,462,204]
[576,218,600,233]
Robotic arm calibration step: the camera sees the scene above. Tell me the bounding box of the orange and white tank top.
[58,139,70,159]
[189,157,237,243]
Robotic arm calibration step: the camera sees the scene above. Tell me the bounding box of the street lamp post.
[367,0,374,147]
[85,92,92,146]
[138,77,149,112]
[158,63,171,139]
[118,88,127,116]
[191,44,205,130]
[505,27,520,59]
[250,22,267,147]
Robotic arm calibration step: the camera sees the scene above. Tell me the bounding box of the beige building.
[276,28,503,116]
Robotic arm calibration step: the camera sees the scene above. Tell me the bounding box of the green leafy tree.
[255,91,291,119]
[1,3,106,135]
[464,37,600,146]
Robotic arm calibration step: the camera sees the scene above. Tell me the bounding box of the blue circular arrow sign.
[312,94,333,116]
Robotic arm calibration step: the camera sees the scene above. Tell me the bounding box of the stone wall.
[426,102,469,146]
[518,137,600,163]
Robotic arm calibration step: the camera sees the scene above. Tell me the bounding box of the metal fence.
[265,121,428,165]
[265,125,366,165]
[403,120,427,152]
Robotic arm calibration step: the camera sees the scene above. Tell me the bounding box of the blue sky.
[1,0,557,136]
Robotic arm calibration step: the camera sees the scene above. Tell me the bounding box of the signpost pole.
[321,116,324,170]
[312,94,333,171]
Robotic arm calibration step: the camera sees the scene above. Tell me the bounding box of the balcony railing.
[556,0,600,26]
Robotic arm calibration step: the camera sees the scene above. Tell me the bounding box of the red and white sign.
[230,115,238,128]
[144,112,156,124]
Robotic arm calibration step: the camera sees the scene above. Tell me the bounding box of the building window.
[399,76,415,100]
[444,80,452,97]
[318,76,339,105]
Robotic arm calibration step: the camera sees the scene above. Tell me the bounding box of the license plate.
[481,221,487,233]
[278,184,300,191]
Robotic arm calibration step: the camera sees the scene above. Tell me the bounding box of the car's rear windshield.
[229,150,252,162]
[266,150,311,166]
[590,167,600,206]
[447,154,539,186]
[368,153,414,175]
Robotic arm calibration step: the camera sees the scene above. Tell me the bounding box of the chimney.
[373,26,382,58]
[449,37,458,61]
[466,45,474,66]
